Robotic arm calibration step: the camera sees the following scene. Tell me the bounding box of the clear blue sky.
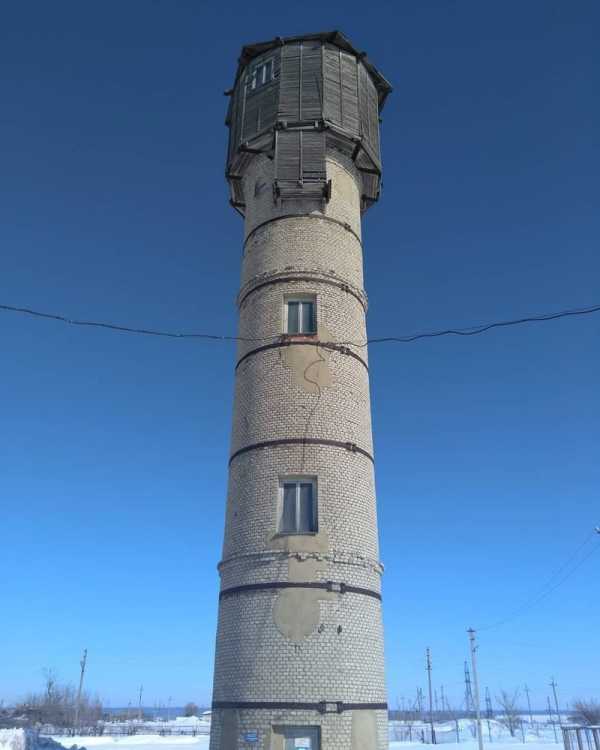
[1,0,598,712]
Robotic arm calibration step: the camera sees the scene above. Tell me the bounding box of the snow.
[0,730,27,750]
[55,739,208,750]
[50,734,563,750]
[0,731,79,750]
[389,719,561,745]
[390,745,561,750]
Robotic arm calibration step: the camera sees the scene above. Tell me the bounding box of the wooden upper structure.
[225,31,392,213]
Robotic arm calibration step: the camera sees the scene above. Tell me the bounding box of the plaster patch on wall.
[268,527,329,554]
[281,325,334,395]
[351,709,378,750]
[272,556,336,642]
[268,727,284,750]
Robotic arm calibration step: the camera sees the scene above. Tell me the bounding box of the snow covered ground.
[50,733,563,750]
[57,738,205,750]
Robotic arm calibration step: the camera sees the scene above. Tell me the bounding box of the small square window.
[276,726,320,750]
[247,59,274,93]
[279,478,317,535]
[286,297,316,335]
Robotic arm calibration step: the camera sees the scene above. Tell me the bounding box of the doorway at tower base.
[213,709,379,749]
[268,712,378,749]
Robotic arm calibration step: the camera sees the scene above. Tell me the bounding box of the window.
[279,478,317,535]
[286,297,316,335]
[274,726,320,750]
[248,59,274,92]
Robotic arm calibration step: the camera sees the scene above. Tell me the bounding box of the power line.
[478,528,600,631]
[1,300,599,347]
[366,302,600,344]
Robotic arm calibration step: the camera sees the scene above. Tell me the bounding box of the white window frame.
[278,476,318,535]
[276,726,320,750]
[284,294,317,335]
[247,58,275,92]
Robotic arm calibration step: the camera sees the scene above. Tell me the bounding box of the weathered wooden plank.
[275,127,326,196]
[276,129,301,183]
[242,82,278,141]
[323,43,342,125]
[358,61,381,168]
[340,51,359,135]
[300,39,322,121]
[301,129,326,182]
[278,42,301,121]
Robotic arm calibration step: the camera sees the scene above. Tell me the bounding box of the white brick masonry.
[209,149,388,750]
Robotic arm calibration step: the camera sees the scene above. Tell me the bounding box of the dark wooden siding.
[301,129,326,182]
[279,41,322,122]
[358,61,381,168]
[226,38,384,208]
[239,50,280,142]
[300,40,322,121]
[340,50,359,134]
[275,129,301,183]
[323,44,359,135]
[275,129,326,191]
[279,43,301,121]
[322,45,341,124]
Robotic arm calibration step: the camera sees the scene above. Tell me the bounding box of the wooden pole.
[426,648,436,744]
[74,649,87,731]
[467,629,485,750]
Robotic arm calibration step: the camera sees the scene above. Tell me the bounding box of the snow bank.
[54,740,205,750]
[0,730,84,750]
[54,739,202,750]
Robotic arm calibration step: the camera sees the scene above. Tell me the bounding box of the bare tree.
[571,700,600,726]
[496,690,522,738]
[183,702,199,717]
[16,670,103,729]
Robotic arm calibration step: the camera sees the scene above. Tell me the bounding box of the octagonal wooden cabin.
[225,31,392,213]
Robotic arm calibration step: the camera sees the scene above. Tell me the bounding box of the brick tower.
[210,32,391,750]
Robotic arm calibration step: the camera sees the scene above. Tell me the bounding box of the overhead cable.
[1,301,599,347]
[477,528,600,631]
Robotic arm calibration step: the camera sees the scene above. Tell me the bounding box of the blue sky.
[1,0,598,711]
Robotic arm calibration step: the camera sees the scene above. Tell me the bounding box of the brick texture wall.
[209,152,388,750]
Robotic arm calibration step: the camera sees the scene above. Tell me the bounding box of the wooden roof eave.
[230,30,392,109]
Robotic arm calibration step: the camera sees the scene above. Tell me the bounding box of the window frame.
[275,726,321,750]
[278,476,318,536]
[247,58,275,94]
[284,294,317,336]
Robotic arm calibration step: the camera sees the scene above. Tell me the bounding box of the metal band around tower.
[228,437,375,466]
[219,580,382,601]
[235,339,369,372]
[237,272,368,311]
[212,700,388,714]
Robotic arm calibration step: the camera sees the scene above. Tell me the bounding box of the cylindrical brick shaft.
[210,32,391,750]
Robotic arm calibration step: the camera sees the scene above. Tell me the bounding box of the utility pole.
[138,685,143,722]
[167,696,172,723]
[74,648,87,731]
[440,685,445,717]
[550,678,563,728]
[467,628,485,750]
[417,687,424,718]
[547,696,558,742]
[426,648,436,744]
[464,660,474,714]
[434,689,439,714]
[126,701,132,721]
[524,684,537,735]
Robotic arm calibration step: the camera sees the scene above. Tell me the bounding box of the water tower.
[210,31,392,750]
